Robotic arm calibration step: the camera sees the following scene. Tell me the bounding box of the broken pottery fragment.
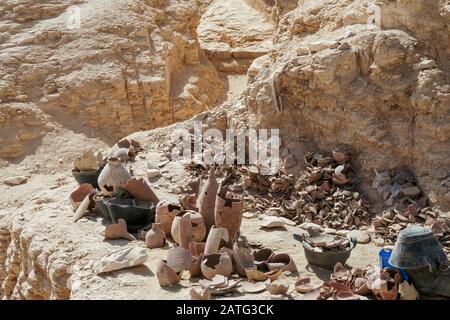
[70,183,96,210]
[241,281,267,294]
[95,247,148,274]
[259,216,285,229]
[105,219,136,241]
[201,250,233,280]
[73,193,95,222]
[97,157,132,193]
[155,200,182,235]
[246,269,269,282]
[295,278,322,294]
[267,253,297,273]
[145,223,166,249]
[214,185,244,241]
[398,282,419,300]
[266,279,289,295]
[197,168,219,233]
[74,150,102,172]
[157,260,181,287]
[204,226,229,255]
[190,286,211,300]
[180,194,198,211]
[120,178,159,203]
[233,242,256,277]
[166,246,193,273]
[189,253,204,277]
[189,241,206,257]
[253,248,274,267]
[172,211,206,247]
[112,148,132,162]
[172,213,192,249]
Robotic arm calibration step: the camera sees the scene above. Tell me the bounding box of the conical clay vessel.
[197,168,219,233]
[214,184,243,242]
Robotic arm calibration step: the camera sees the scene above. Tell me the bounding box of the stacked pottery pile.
[372,206,443,245]
[296,262,416,300]
[71,150,105,188]
[69,139,159,235]
[288,150,370,230]
[371,169,449,250]
[155,168,298,299]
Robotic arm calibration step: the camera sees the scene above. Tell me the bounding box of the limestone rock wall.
[241,0,450,209]
[0,0,224,158]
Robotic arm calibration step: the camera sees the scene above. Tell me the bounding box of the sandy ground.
[0,142,380,300]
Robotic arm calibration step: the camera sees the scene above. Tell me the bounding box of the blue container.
[379,249,409,281]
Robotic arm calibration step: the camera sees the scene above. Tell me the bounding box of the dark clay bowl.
[297,235,357,270]
[106,198,156,233]
[93,193,113,220]
[72,165,104,189]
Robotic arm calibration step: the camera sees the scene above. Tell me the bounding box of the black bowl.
[72,165,104,189]
[294,233,357,270]
[93,193,113,220]
[106,198,155,233]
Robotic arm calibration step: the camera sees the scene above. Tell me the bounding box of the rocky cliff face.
[241,0,450,209]
[0,0,449,301]
[0,0,224,158]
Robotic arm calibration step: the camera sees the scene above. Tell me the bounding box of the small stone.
[284,154,297,168]
[300,222,323,233]
[308,40,339,53]
[296,46,309,56]
[373,238,385,247]
[4,176,28,186]
[243,211,259,219]
[147,168,161,179]
[348,230,371,244]
[335,229,350,237]
[413,59,437,70]
[401,186,421,197]
[434,167,448,179]
[338,42,351,50]
[259,216,285,229]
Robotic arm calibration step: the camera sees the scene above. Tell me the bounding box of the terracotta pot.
[180,194,198,211]
[197,168,219,233]
[204,226,229,255]
[156,260,181,287]
[214,185,244,242]
[70,184,96,210]
[266,280,289,295]
[155,200,182,235]
[172,211,206,247]
[120,178,159,203]
[266,253,297,273]
[232,242,256,277]
[201,251,233,280]
[105,219,136,241]
[166,247,193,273]
[190,286,211,300]
[253,248,274,267]
[106,198,155,233]
[97,157,132,192]
[189,253,204,278]
[189,242,206,257]
[93,192,112,219]
[145,223,166,249]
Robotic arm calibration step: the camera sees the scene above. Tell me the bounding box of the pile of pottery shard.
[69,139,160,239]
[287,150,371,230]
[154,168,298,299]
[372,169,449,253]
[295,262,418,300]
